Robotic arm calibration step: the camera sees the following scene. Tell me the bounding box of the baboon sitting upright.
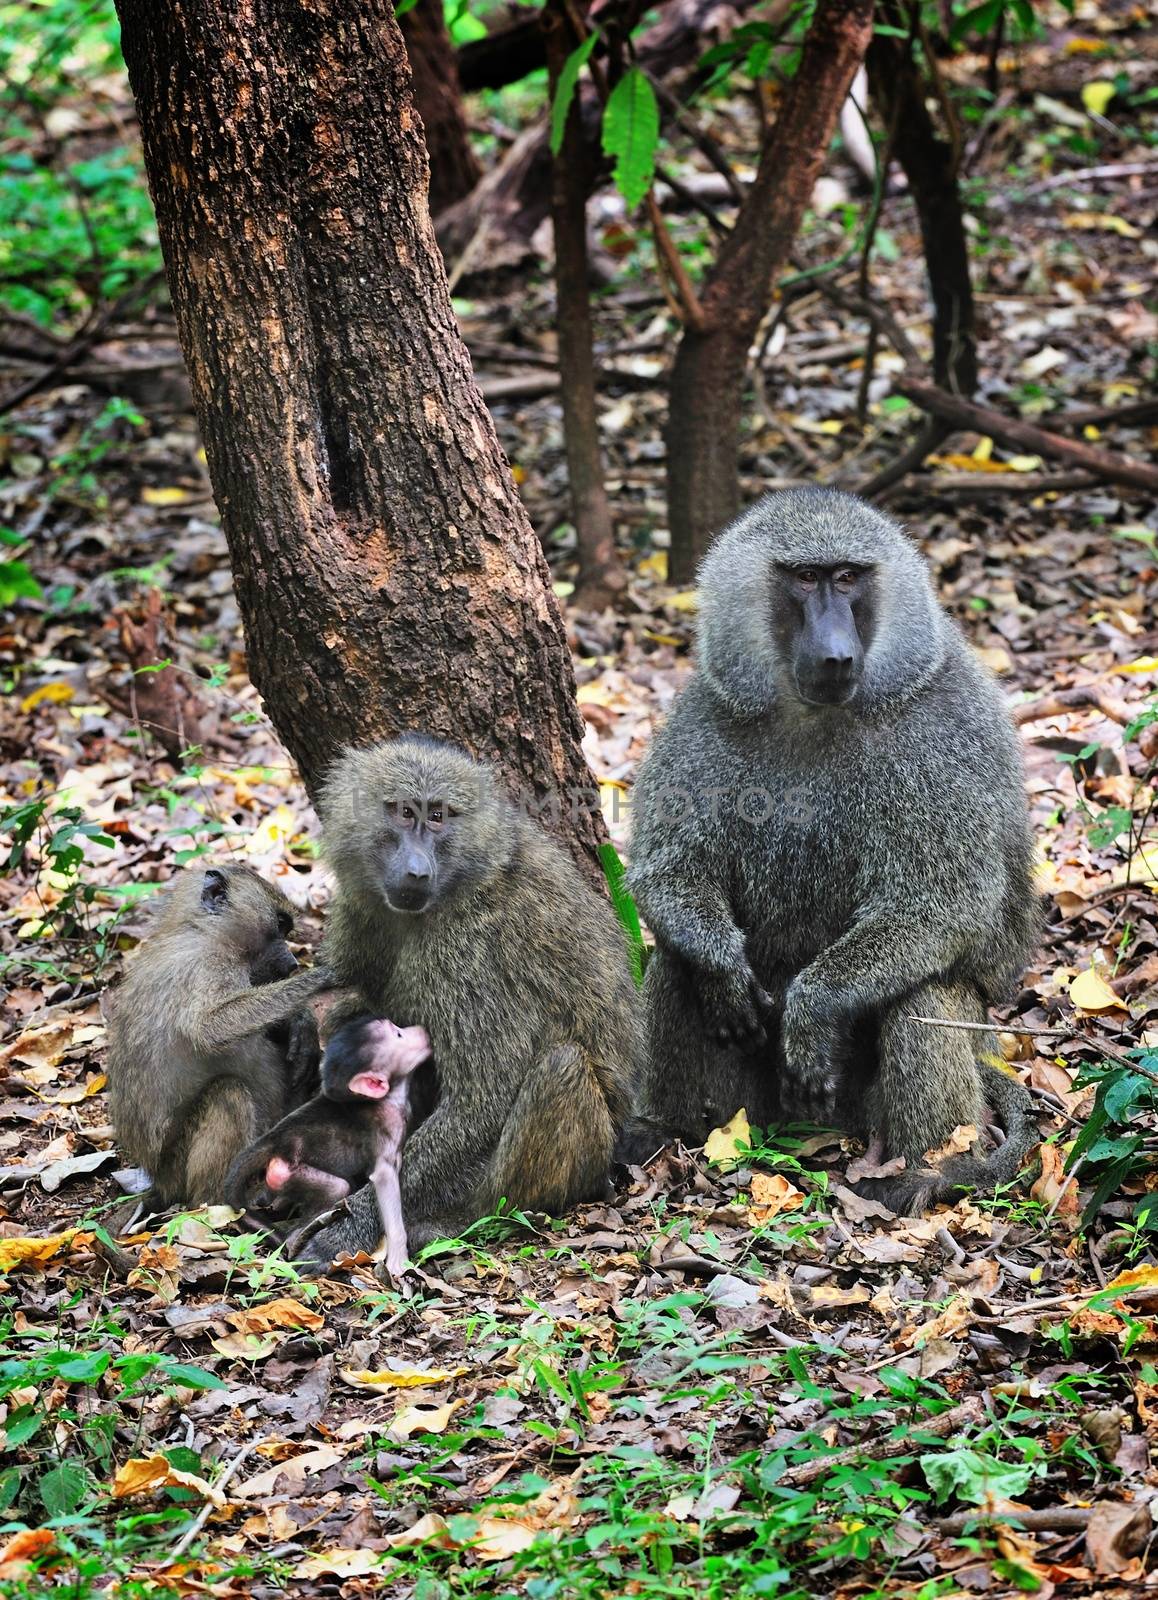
[296,735,641,1265]
[623,488,1041,1210]
[107,864,331,1206]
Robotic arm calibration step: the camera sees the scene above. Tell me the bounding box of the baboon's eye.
[834,568,858,592]
[427,805,444,826]
[399,803,417,824]
[276,911,292,938]
[795,567,818,589]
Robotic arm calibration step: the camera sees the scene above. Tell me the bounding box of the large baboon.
[296,735,640,1264]
[623,488,1040,1210]
[107,865,330,1206]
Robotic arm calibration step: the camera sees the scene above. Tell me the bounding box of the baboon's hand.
[780,976,844,1122]
[696,963,774,1052]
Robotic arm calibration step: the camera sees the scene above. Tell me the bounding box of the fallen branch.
[892,470,1097,502]
[936,1504,1097,1536]
[895,379,1158,496]
[779,1396,985,1487]
[1013,685,1132,727]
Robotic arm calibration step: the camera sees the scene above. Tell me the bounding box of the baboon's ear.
[348,1072,390,1100]
[200,868,229,913]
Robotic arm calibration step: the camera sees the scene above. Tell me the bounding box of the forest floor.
[2,30,1158,1600]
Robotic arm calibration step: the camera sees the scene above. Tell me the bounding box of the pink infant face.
[349,1019,432,1098]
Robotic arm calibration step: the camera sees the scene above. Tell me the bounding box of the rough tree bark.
[664,0,874,581]
[543,1,623,609]
[400,0,481,215]
[114,0,605,868]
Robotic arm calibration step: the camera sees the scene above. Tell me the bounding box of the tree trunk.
[114,0,604,870]
[868,7,976,396]
[400,0,481,215]
[543,2,623,610]
[665,0,873,582]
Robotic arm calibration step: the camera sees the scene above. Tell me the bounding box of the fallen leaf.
[382,1511,454,1550]
[389,1400,465,1439]
[342,1365,468,1390]
[746,1171,806,1224]
[112,1453,222,1503]
[1062,211,1140,238]
[297,1548,392,1579]
[0,1529,57,1581]
[1030,1143,1079,1219]
[704,1108,750,1169]
[235,1445,345,1500]
[19,682,74,713]
[228,1298,324,1335]
[0,1231,93,1272]
[1080,81,1116,117]
[1070,968,1127,1014]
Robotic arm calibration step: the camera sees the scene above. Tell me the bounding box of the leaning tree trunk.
[114,0,604,868]
[400,0,481,215]
[665,0,874,581]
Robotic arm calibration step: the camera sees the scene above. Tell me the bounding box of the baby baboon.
[623,487,1041,1211]
[226,1018,432,1276]
[106,864,332,1206]
[296,734,640,1266]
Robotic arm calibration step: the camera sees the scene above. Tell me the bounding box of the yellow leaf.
[638,550,668,581]
[1070,968,1127,1015]
[643,630,683,647]
[1080,81,1115,116]
[703,1107,750,1168]
[1119,656,1158,675]
[552,580,575,598]
[0,1231,92,1272]
[472,1516,555,1561]
[112,1452,222,1503]
[383,1512,454,1551]
[511,464,527,486]
[1007,455,1043,472]
[19,682,74,714]
[576,682,615,706]
[342,1365,468,1390]
[1062,212,1141,239]
[390,1400,465,1439]
[245,806,301,856]
[1083,425,1101,441]
[140,485,195,505]
[228,1297,324,1335]
[972,435,994,462]
[297,1549,391,1579]
[667,588,699,613]
[1098,1265,1158,1300]
[975,645,1012,675]
[1064,37,1108,54]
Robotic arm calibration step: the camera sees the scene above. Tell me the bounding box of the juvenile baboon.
[623,488,1041,1210]
[226,1018,432,1276]
[107,865,332,1206]
[296,735,640,1265]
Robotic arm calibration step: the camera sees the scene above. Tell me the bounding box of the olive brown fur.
[622,487,1041,1210]
[299,735,641,1264]
[106,863,331,1206]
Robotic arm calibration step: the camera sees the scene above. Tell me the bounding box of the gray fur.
[106,863,331,1205]
[625,487,1040,1209]
[297,735,641,1265]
